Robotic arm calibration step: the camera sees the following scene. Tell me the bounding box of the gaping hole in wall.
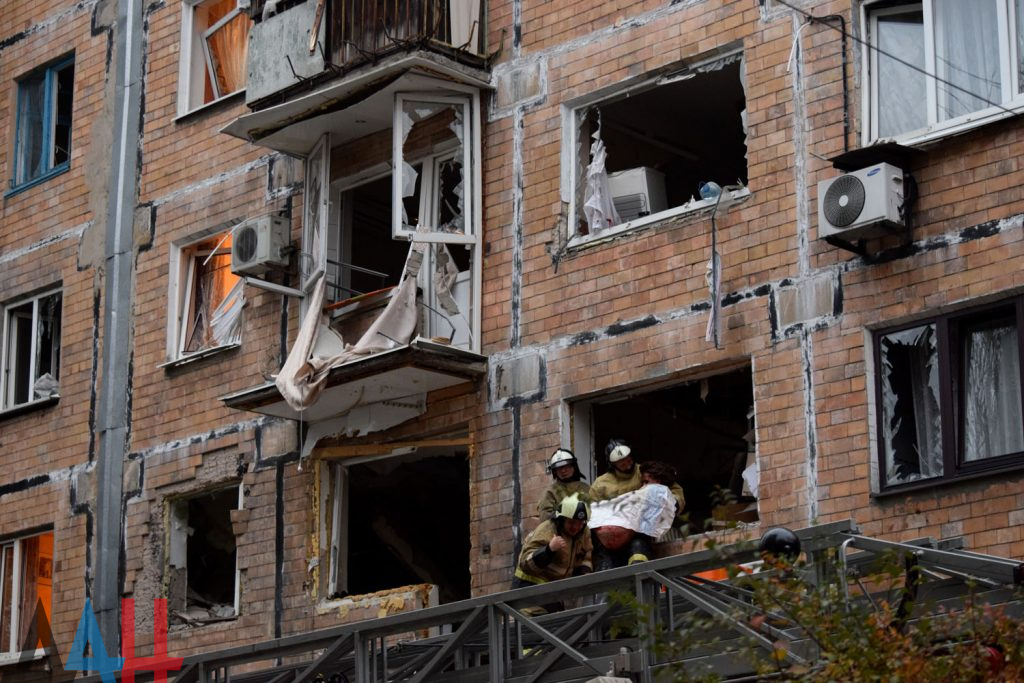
[574,53,747,235]
[330,449,470,604]
[168,488,239,626]
[586,366,756,530]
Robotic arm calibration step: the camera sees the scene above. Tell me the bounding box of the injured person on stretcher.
[590,460,682,571]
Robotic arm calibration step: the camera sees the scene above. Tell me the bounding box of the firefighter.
[590,439,687,571]
[590,439,686,518]
[513,493,593,591]
[536,448,590,519]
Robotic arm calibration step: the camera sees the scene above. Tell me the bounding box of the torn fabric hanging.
[583,113,621,233]
[275,236,428,412]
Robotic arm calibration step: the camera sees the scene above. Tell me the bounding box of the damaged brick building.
[3,0,1024,678]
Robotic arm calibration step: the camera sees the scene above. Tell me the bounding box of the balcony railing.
[329,0,485,69]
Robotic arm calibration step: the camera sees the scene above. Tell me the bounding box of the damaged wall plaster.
[489,350,545,410]
[491,58,546,116]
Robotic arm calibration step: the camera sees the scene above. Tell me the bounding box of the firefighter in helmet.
[513,493,594,590]
[536,448,590,520]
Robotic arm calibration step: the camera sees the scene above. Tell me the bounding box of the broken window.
[0,532,54,655]
[10,56,73,192]
[327,448,470,604]
[172,232,244,359]
[864,0,1024,142]
[179,0,250,115]
[1,289,62,410]
[566,51,747,239]
[571,367,757,531]
[393,95,473,241]
[168,488,240,625]
[875,298,1024,490]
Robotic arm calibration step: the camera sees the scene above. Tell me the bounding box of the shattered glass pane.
[880,324,942,485]
[182,238,242,354]
[963,319,1024,461]
[400,98,466,235]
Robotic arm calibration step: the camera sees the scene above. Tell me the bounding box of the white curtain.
[963,324,1024,461]
[934,0,1001,122]
[582,122,621,233]
[876,9,926,138]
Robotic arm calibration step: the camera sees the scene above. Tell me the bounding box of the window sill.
[869,104,1024,150]
[0,395,59,421]
[0,648,50,667]
[872,462,1024,499]
[4,164,70,198]
[175,89,246,124]
[567,188,751,251]
[160,343,240,370]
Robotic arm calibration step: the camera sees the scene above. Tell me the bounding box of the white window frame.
[392,92,476,245]
[302,133,330,296]
[177,0,248,117]
[560,50,749,248]
[862,0,1024,145]
[166,230,243,363]
[0,531,53,658]
[1,288,61,411]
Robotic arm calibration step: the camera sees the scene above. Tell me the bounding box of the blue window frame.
[9,56,74,193]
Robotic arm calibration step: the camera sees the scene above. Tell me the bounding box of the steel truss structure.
[97,520,1024,683]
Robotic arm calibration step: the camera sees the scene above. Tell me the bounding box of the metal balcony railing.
[72,519,1024,683]
[328,0,485,69]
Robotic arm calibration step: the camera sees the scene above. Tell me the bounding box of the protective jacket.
[537,480,590,519]
[515,520,593,584]
[590,467,686,524]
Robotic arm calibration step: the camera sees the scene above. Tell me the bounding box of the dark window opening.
[333,450,470,604]
[588,367,757,530]
[3,291,61,410]
[168,488,238,625]
[575,55,747,235]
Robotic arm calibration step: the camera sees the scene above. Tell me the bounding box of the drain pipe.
[94,0,145,651]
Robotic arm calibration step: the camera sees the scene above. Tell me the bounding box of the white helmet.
[547,448,577,473]
[606,438,632,463]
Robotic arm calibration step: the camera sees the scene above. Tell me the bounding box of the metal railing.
[328,0,485,69]
[76,520,1024,683]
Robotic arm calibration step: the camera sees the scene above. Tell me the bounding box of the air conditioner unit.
[231,214,290,276]
[817,162,905,241]
[608,167,668,223]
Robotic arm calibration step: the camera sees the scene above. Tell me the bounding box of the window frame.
[1,288,62,412]
[862,0,1024,145]
[177,0,250,117]
[166,230,243,365]
[873,297,1024,493]
[8,56,74,195]
[391,92,476,244]
[0,530,54,658]
[560,50,749,248]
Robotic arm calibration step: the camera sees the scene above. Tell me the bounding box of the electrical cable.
[773,0,1021,121]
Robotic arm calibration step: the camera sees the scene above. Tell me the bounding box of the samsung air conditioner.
[608,167,668,222]
[817,162,905,241]
[231,214,290,276]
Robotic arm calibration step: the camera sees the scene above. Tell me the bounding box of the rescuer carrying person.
[536,448,590,520]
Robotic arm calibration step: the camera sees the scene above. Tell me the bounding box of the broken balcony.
[236,0,489,126]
